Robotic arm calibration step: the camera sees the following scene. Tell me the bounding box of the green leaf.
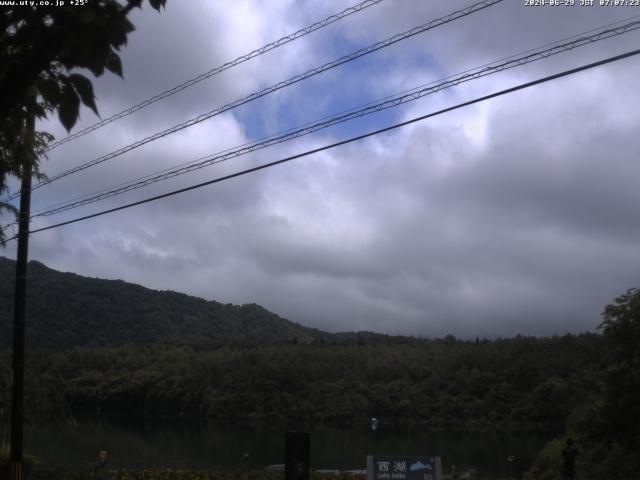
[69,73,99,117]
[107,14,131,47]
[33,103,47,119]
[129,0,143,7]
[77,8,97,24]
[36,77,62,105]
[148,0,166,10]
[58,82,80,132]
[84,55,106,77]
[0,200,18,217]
[105,51,123,77]
[123,17,136,35]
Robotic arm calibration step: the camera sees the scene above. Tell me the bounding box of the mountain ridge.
[0,256,390,348]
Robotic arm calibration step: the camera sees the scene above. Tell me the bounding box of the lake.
[24,417,555,478]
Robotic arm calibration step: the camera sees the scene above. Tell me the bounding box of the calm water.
[24,417,555,478]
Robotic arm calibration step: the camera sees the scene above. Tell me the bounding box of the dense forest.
[0,257,638,478]
[0,335,604,430]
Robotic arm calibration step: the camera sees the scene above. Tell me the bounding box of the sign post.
[367,456,442,480]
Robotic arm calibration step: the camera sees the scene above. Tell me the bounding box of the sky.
[3,0,640,338]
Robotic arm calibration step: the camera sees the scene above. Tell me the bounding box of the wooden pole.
[10,151,32,480]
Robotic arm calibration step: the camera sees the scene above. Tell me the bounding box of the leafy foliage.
[526,437,566,480]
[0,0,166,244]
[0,257,611,433]
[1,466,347,480]
[0,445,38,480]
[0,334,605,431]
[528,288,640,479]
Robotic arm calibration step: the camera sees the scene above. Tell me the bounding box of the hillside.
[0,256,341,348]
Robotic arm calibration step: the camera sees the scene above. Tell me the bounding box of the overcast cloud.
[3,0,640,338]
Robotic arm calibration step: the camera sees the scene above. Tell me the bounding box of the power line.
[8,17,638,228]
[48,13,640,208]
[14,47,639,240]
[25,13,640,219]
[29,17,640,219]
[43,0,387,152]
[3,0,503,202]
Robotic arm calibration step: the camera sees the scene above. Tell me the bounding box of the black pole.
[10,154,32,480]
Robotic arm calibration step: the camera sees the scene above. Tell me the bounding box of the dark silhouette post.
[561,438,580,479]
[244,451,250,480]
[10,154,32,480]
[285,432,310,480]
[0,403,5,447]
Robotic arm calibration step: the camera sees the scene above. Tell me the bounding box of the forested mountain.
[0,256,373,348]
[0,334,606,431]
[0,256,610,431]
[1,255,637,478]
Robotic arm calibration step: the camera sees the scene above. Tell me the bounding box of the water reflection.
[25,417,555,477]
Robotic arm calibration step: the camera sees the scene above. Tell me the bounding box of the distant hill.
[0,257,389,348]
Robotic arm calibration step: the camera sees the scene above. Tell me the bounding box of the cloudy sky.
[3,0,640,338]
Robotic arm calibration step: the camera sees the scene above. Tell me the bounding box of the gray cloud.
[3,0,640,338]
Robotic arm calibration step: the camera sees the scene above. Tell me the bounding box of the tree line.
[0,333,605,431]
[527,288,640,479]
[1,288,637,478]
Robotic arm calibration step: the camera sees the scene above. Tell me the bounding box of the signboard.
[367,456,441,480]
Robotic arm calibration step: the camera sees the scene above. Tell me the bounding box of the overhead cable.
[29,18,640,219]
[44,0,387,151]
[13,47,639,239]
[4,0,503,202]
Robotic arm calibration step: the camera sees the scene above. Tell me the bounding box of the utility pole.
[10,147,33,480]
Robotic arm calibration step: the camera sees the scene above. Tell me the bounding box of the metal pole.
[10,152,32,480]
